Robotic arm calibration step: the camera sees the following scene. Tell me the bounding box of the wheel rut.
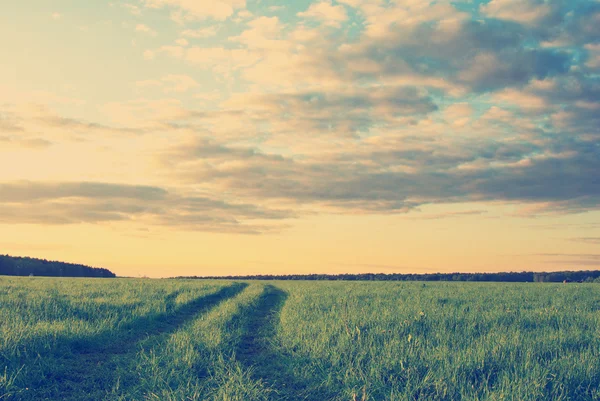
[17,283,247,401]
[236,285,336,401]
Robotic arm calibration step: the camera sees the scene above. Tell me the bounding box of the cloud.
[0,103,140,145]
[143,50,155,60]
[223,86,438,137]
[343,17,573,92]
[0,181,293,233]
[181,26,219,38]
[570,237,600,245]
[230,16,290,52]
[145,2,578,95]
[0,136,52,149]
[538,253,600,267]
[480,0,552,24]
[585,43,600,69]
[297,1,348,27]
[135,24,158,36]
[457,49,570,91]
[184,47,260,75]
[101,98,191,128]
[157,126,600,217]
[407,210,488,220]
[136,74,198,93]
[9,0,600,230]
[143,0,246,21]
[0,111,23,133]
[0,181,168,202]
[121,4,142,16]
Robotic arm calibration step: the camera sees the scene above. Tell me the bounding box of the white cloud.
[237,9,254,18]
[185,47,260,76]
[101,98,187,128]
[480,0,551,24]
[143,50,155,60]
[135,24,158,36]
[181,26,219,38]
[231,16,289,50]
[161,74,198,93]
[297,1,348,27]
[443,103,473,127]
[585,43,600,69]
[122,4,142,16]
[156,45,186,58]
[136,75,198,94]
[143,0,246,21]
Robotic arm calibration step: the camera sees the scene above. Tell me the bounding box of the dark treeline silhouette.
[176,270,600,283]
[0,254,116,278]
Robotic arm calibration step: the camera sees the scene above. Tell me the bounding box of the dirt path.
[17,283,247,401]
[235,285,338,401]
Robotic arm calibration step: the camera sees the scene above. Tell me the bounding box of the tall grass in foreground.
[1,277,600,400]
[273,281,600,400]
[0,277,230,400]
[123,282,270,401]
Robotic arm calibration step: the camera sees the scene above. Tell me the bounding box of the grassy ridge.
[1,277,599,400]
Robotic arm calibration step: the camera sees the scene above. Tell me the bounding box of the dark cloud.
[460,48,571,92]
[471,141,600,203]
[223,87,438,137]
[144,1,593,218]
[162,133,600,216]
[531,0,600,45]
[342,17,573,92]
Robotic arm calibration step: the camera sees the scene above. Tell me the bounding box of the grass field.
[1,277,599,400]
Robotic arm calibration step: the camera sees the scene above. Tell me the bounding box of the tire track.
[16,283,247,401]
[236,285,338,401]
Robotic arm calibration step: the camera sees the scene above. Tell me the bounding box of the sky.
[0,0,599,278]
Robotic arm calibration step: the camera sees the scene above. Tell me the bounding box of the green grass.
[1,277,599,400]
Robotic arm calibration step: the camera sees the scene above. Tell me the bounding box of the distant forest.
[0,255,116,278]
[178,271,600,283]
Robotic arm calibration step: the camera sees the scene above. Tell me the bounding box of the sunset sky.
[1,0,599,277]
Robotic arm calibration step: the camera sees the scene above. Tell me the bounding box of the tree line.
[0,255,116,278]
[177,271,600,283]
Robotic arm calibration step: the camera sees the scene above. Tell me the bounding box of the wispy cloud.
[570,237,600,245]
[538,253,600,267]
[181,26,219,38]
[143,0,246,21]
[135,24,157,36]
[406,210,488,220]
[0,181,294,233]
[297,1,348,27]
[136,74,198,93]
